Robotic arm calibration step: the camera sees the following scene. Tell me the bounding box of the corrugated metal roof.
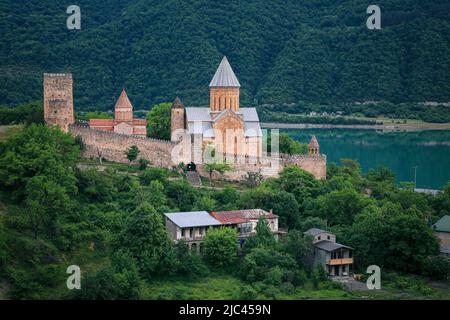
[241,108,260,122]
[209,56,241,87]
[185,107,260,137]
[433,215,450,233]
[244,122,262,137]
[305,228,329,237]
[185,107,259,122]
[211,209,277,225]
[164,211,222,228]
[314,240,353,252]
[186,108,211,122]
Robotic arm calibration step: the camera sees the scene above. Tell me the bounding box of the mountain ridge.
[1,0,450,111]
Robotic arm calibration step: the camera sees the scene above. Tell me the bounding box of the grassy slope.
[140,273,450,300]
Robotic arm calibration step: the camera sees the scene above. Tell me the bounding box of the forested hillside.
[1,0,450,111]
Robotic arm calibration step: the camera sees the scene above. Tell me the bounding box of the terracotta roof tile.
[132,119,147,125]
[89,119,114,126]
[211,209,277,225]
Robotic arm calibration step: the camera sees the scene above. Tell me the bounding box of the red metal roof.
[89,119,114,126]
[132,119,147,125]
[211,209,277,225]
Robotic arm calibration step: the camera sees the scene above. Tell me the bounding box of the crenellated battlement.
[44,73,72,78]
[44,71,326,180]
[71,121,173,145]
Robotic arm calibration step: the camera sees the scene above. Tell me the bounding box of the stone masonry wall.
[69,123,174,167]
[43,73,74,132]
[284,154,327,179]
[69,123,326,180]
[196,153,327,181]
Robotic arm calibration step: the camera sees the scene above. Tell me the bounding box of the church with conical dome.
[170,56,263,160]
[43,58,326,180]
[89,88,147,136]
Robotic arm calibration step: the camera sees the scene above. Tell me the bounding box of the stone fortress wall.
[44,72,327,180]
[70,122,326,180]
[69,122,174,168]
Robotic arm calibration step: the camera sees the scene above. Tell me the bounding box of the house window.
[181,229,185,237]
[237,223,252,234]
[318,236,321,241]
[190,227,194,238]
[327,235,330,240]
[199,227,203,235]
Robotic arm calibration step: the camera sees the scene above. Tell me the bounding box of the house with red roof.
[164,208,283,251]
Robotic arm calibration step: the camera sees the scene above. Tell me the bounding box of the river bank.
[261,122,450,131]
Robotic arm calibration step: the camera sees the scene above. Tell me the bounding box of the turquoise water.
[285,129,450,190]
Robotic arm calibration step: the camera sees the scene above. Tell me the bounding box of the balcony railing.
[182,235,206,241]
[327,258,353,265]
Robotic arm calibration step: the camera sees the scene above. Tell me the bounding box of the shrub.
[421,255,449,280]
[138,158,150,170]
[139,167,168,185]
[203,227,238,268]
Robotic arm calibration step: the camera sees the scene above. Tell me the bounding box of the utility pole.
[413,166,419,191]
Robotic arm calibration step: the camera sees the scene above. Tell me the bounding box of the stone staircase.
[186,171,202,187]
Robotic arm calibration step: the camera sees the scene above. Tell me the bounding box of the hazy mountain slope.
[0,0,449,110]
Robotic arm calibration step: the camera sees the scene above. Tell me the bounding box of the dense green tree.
[241,247,301,285]
[281,230,314,270]
[277,165,320,204]
[138,167,168,185]
[75,252,142,301]
[0,124,79,200]
[125,145,140,163]
[132,181,168,213]
[165,179,198,211]
[174,240,208,277]
[114,202,175,279]
[146,103,171,140]
[305,188,372,226]
[240,188,301,229]
[203,227,238,268]
[213,187,240,211]
[76,169,118,203]
[244,218,276,251]
[349,202,440,273]
[0,102,44,125]
[279,133,308,155]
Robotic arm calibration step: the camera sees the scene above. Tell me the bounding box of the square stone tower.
[43,73,74,132]
[171,96,185,142]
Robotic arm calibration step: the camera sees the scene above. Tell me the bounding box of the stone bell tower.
[171,96,185,142]
[308,135,320,155]
[43,73,74,132]
[209,56,240,114]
